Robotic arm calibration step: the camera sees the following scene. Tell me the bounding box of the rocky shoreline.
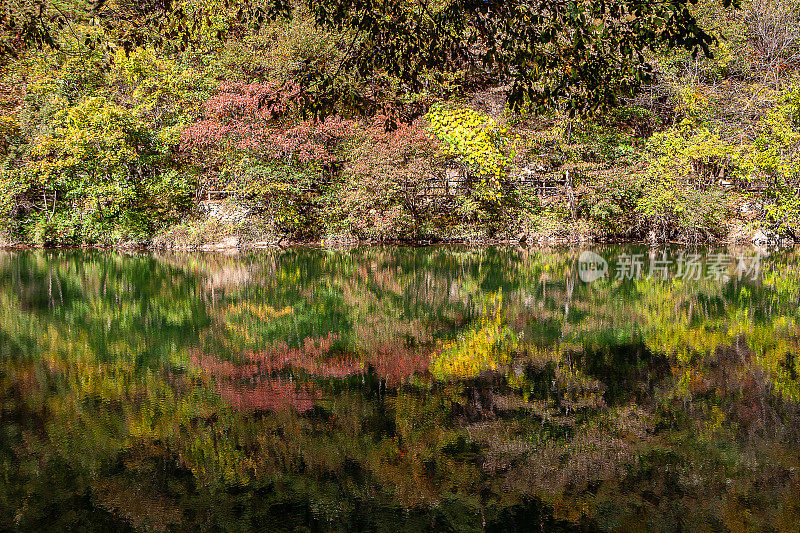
[1,226,795,252]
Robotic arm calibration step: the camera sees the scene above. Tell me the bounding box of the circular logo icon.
[579,251,608,283]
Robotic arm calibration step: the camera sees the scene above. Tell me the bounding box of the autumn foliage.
[217,379,319,413]
[190,328,433,412]
[181,81,357,164]
[329,116,446,239]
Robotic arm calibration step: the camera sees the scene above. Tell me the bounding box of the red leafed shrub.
[181,81,357,164]
[327,116,447,240]
[204,81,301,120]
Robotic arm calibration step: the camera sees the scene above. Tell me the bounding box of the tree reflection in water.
[0,246,798,531]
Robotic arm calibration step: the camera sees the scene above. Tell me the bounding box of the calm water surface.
[1,246,799,532]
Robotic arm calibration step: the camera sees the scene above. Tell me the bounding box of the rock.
[322,233,359,247]
[725,222,752,244]
[752,228,777,245]
[199,200,252,224]
[199,236,240,251]
[118,240,148,250]
[221,236,240,248]
[739,201,763,218]
[752,229,795,247]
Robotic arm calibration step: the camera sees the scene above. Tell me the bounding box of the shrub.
[21,97,149,243]
[181,80,357,180]
[181,80,358,161]
[741,85,800,235]
[325,118,444,241]
[425,103,517,231]
[11,96,193,244]
[582,171,645,238]
[637,121,740,241]
[109,47,215,130]
[637,178,730,242]
[221,158,322,238]
[425,103,514,181]
[181,80,361,238]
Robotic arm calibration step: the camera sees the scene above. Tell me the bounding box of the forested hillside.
[1,0,799,247]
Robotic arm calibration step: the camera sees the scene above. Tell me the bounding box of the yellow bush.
[424,103,514,183]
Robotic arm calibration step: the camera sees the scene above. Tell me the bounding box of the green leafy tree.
[742,85,800,236]
[21,96,188,243]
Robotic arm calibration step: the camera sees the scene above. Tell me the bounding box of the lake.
[0,246,798,532]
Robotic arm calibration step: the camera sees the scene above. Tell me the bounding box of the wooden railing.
[198,172,574,202]
[203,190,234,201]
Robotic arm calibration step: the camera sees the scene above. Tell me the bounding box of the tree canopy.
[2,0,741,117]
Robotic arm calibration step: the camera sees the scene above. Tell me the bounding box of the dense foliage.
[1,0,800,245]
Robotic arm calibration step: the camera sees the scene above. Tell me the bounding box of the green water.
[0,246,799,532]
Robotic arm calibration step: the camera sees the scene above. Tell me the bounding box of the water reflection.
[0,246,798,531]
